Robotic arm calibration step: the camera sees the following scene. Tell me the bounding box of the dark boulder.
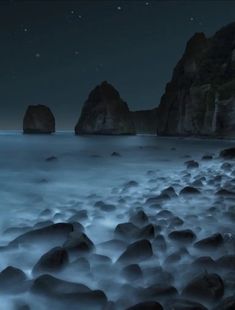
[23,105,55,134]
[165,298,208,310]
[0,266,28,293]
[180,186,201,195]
[117,239,153,264]
[75,81,135,135]
[220,148,235,159]
[182,273,224,301]
[126,301,163,310]
[194,233,224,249]
[168,229,196,243]
[33,247,69,275]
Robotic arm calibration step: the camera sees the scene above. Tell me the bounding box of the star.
[71,10,75,14]
[74,51,79,55]
[35,53,41,58]
[78,15,82,19]
[189,17,194,22]
[145,2,150,6]
[117,6,122,11]
[23,28,28,32]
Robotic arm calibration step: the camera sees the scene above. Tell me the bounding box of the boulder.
[75,81,135,135]
[126,301,163,310]
[23,105,55,134]
[182,273,224,301]
[117,239,153,264]
[33,247,69,275]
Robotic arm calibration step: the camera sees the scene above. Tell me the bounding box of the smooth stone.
[165,298,208,310]
[182,273,224,301]
[117,239,153,264]
[168,229,196,243]
[216,255,235,269]
[220,148,235,159]
[194,233,224,250]
[213,296,235,310]
[125,301,163,310]
[0,266,28,293]
[185,160,199,169]
[122,264,143,281]
[63,232,94,254]
[180,187,201,195]
[33,247,69,275]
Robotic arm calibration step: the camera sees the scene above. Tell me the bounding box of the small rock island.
[75,81,136,135]
[23,105,55,134]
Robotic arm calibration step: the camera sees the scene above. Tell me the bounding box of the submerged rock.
[23,105,55,134]
[220,147,235,159]
[194,233,224,250]
[75,81,135,135]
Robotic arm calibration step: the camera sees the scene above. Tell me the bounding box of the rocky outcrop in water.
[23,105,55,134]
[157,22,235,138]
[75,81,136,135]
[131,108,158,134]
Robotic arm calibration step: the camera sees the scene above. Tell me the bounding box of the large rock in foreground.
[23,105,55,134]
[157,22,235,138]
[75,81,136,135]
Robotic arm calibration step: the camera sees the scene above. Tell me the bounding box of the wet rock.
[214,296,235,310]
[141,284,178,299]
[168,229,196,243]
[170,216,184,227]
[75,81,135,135]
[180,186,201,195]
[33,247,69,275]
[69,210,88,222]
[216,255,235,270]
[129,210,148,226]
[146,194,170,205]
[185,160,199,169]
[138,224,155,239]
[34,220,54,229]
[63,232,94,254]
[114,222,140,240]
[161,186,177,198]
[194,233,224,250]
[117,239,153,264]
[126,301,163,310]
[45,156,57,162]
[157,210,174,219]
[122,264,143,281]
[220,148,235,159]
[23,105,55,134]
[9,223,75,247]
[0,266,28,293]
[94,201,116,212]
[216,188,235,196]
[31,274,107,308]
[165,298,208,310]
[192,257,217,270]
[202,154,213,160]
[182,273,224,301]
[123,181,139,190]
[111,151,121,157]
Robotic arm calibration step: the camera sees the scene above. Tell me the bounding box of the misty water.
[0,132,235,310]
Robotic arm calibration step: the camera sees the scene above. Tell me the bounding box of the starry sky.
[1,0,235,130]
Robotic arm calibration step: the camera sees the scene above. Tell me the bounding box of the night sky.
[1,0,235,129]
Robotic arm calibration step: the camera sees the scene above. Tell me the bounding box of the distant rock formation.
[131,108,158,134]
[75,81,136,135]
[23,105,55,134]
[157,22,235,138]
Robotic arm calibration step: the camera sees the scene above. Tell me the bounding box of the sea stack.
[23,105,55,134]
[75,81,136,135]
[131,108,158,134]
[157,22,235,138]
